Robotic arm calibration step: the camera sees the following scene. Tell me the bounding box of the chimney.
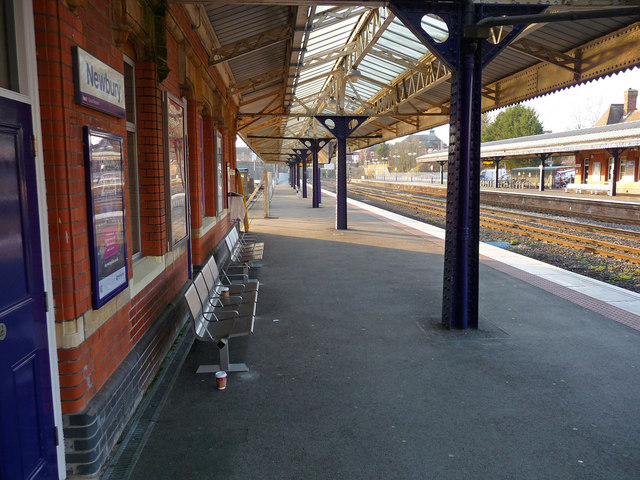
[624,88,637,115]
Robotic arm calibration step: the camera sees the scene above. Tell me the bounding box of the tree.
[376,142,390,161]
[481,104,543,142]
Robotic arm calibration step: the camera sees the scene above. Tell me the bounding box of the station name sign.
[73,47,125,118]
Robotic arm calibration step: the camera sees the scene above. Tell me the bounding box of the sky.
[238,67,640,149]
[429,66,640,142]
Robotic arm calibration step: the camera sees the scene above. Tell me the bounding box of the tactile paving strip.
[482,258,640,332]
[352,196,640,333]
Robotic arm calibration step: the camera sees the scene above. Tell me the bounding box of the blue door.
[0,97,58,479]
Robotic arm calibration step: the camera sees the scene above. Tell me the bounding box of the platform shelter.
[108,186,640,480]
[2,1,640,477]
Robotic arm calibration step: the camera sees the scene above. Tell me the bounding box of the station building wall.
[575,150,640,193]
[31,0,238,476]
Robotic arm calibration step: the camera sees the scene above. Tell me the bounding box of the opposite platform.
[127,186,640,480]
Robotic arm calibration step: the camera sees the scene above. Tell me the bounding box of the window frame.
[124,54,142,261]
[215,129,224,215]
[162,91,190,249]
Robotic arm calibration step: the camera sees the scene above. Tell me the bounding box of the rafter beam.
[209,25,292,66]
[343,8,395,71]
[230,67,286,95]
[302,41,359,69]
[508,38,580,73]
[311,5,370,30]
[368,48,435,76]
[239,91,282,108]
[366,55,451,117]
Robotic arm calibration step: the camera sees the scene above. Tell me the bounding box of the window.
[200,116,205,213]
[163,92,188,247]
[215,130,224,215]
[621,158,636,181]
[592,161,601,181]
[124,56,141,259]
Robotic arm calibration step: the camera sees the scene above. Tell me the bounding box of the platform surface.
[126,185,640,480]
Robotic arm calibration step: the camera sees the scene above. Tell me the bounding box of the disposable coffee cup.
[216,371,227,390]
[220,287,229,297]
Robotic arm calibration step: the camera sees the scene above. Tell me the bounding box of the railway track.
[345,184,640,265]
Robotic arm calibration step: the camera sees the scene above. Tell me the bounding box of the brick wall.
[136,61,167,257]
[32,0,240,476]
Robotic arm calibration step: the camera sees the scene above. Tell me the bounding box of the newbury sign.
[73,47,125,118]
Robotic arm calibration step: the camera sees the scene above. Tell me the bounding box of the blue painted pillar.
[315,116,368,229]
[299,139,330,208]
[294,148,310,199]
[391,0,542,329]
[289,162,294,188]
[322,142,337,205]
[289,158,297,189]
[293,162,297,189]
[438,161,446,185]
[538,154,549,191]
[606,147,625,196]
[302,158,308,198]
[315,160,321,205]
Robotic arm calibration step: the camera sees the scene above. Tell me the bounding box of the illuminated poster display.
[84,127,128,308]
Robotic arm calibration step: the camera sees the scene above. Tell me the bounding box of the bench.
[184,256,259,373]
[225,224,264,265]
[565,183,611,195]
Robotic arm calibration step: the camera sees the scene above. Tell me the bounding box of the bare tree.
[567,97,604,130]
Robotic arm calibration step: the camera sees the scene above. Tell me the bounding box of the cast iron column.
[289,162,294,188]
[539,154,549,191]
[290,158,297,189]
[391,0,542,329]
[606,147,625,196]
[294,148,310,199]
[438,160,446,185]
[315,116,368,229]
[299,138,330,208]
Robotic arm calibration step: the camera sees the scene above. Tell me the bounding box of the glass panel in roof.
[313,16,357,33]
[361,57,403,78]
[346,83,377,103]
[380,32,426,55]
[421,14,449,43]
[299,70,332,86]
[305,40,348,58]
[308,21,355,42]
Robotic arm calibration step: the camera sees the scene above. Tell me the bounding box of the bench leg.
[196,342,249,373]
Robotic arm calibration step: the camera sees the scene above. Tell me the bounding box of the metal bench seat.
[205,256,259,293]
[225,226,264,264]
[184,268,257,373]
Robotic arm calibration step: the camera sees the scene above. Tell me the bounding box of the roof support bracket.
[315,115,368,229]
[390,0,545,330]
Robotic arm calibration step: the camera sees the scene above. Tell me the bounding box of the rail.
[347,184,640,265]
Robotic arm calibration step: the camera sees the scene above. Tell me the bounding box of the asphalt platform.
[115,185,640,480]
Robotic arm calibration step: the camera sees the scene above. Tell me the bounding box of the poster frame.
[84,127,129,309]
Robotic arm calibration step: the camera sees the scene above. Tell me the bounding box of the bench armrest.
[203,308,238,323]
